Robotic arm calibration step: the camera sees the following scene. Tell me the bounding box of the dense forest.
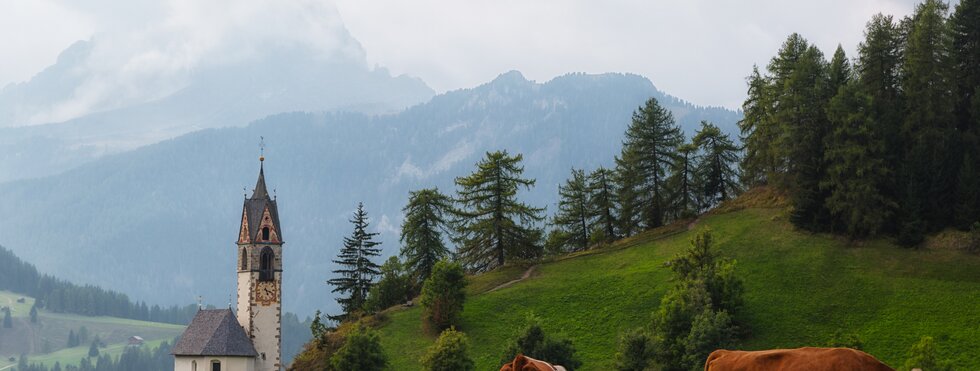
[739,0,980,242]
[0,245,197,324]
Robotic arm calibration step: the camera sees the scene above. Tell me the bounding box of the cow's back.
[704,347,894,371]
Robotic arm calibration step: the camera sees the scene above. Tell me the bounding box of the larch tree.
[822,82,896,238]
[856,13,904,233]
[900,0,956,244]
[614,149,643,237]
[693,121,741,208]
[667,142,699,218]
[328,202,383,321]
[553,168,594,252]
[950,0,980,228]
[588,166,619,243]
[621,97,684,229]
[738,66,778,187]
[400,188,454,287]
[454,151,545,272]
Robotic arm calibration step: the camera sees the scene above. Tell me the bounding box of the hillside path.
[487,265,538,293]
[483,217,703,294]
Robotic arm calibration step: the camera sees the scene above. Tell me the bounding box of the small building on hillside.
[127,336,144,346]
[172,309,257,371]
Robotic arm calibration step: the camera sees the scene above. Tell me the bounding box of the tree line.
[0,245,197,325]
[739,0,980,243]
[14,338,175,371]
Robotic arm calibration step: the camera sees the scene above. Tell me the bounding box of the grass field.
[375,207,980,370]
[0,291,36,318]
[0,293,184,370]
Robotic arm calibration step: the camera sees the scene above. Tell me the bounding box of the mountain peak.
[490,70,529,86]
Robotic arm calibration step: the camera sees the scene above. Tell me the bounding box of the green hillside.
[0,290,184,370]
[373,205,980,370]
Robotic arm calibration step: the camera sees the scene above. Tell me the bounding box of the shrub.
[330,324,387,371]
[421,327,474,371]
[420,260,467,331]
[365,256,412,312]
[902,336,953,371]
[501,314,582,370]
[825,329,863,350]
[614,328,653,371]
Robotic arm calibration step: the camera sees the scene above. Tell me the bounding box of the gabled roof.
[172,309,257,357]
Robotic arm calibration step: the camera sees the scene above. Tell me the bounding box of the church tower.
[236,154,283,371]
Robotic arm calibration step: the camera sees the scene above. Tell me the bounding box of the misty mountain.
[0,71,740,316]
[0,39,434,183]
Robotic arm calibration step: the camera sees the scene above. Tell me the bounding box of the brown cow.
[500,354,568,371]
[704,347,894,371]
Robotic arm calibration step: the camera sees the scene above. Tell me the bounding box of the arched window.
[210,360,221,371]
[191,360,197,371]
[262,227,270,241]
[259,247,274,281]
[241,247,248,270]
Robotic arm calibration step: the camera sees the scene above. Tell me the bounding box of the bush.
[648,229,745,371]
[901,336,953,371]
[365,256,412,312]
[330,324,387,371]
[421,327,474,371]
[501,314,582,370]
[825,329,863,350]
[614,328,653,371]
[420,261,467,331]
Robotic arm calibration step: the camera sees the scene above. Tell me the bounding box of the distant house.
[15,298,25,303]
[128,336,145,346]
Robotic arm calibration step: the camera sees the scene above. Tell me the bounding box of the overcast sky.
[1,0,926,110]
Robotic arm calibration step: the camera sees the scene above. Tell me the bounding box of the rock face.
[0,71,740,316]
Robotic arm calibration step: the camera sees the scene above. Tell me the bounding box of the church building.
[174,155,284,371]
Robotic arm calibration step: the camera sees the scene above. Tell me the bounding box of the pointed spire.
[251,160,269,200]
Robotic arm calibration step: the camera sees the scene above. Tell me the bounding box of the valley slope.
[373,197,980,370]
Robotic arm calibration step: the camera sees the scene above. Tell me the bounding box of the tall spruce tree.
[328,202,383,321]
[553,168,593,251]
[588,167,619,243]
[621,97,684,229]
[693,121,741,207]
[856,13,904,233]
[828,45,852,93]
[400,188,454,286]
[823,82,896,238]
[667,143,699,218]
[454,151,545,272]
[900,0,956,242]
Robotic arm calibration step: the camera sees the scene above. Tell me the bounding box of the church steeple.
[239,157,282,244]
[251,160,270,200]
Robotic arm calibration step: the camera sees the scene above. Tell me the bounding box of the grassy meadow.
[375,206,980,370]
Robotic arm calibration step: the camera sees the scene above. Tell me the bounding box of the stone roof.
[172,309,257,357]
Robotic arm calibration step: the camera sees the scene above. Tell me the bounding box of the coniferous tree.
[856,13,904,233]
[454,151,545,272]
[588,166,619,243]
[667,143,699,218]
[950,0,980,228]
[828,45,852,94]
[621,97,684,229]
[900,0,956,243]
[739,66,778,186]
[30,303,38,324]
[823,82,896,238]
[328,203,383,321]
[760,33,835,230]
[553,168,593,252]
[614,150,643,237]
[400,188,454,286]
[693,121,741,207]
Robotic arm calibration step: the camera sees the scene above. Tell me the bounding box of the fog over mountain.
[0,1,433,183]
[0,70,738,316]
